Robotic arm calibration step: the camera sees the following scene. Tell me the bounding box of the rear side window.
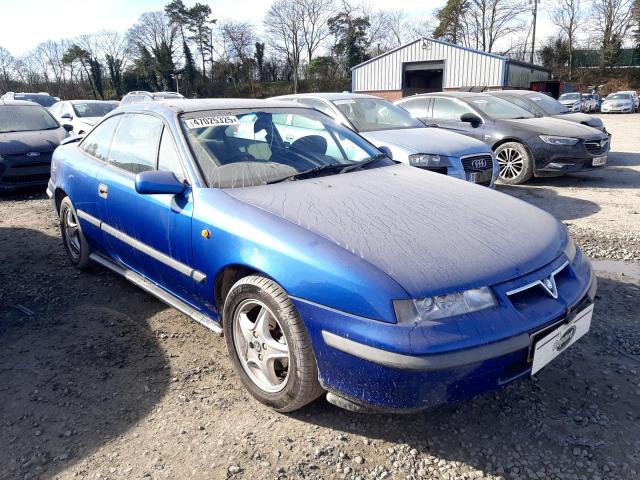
[109,114,163,174]
[397,98,428,118]
[432,98,472,121]
[79,116,122,161]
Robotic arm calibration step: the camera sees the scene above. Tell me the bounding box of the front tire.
[223,275,323,412]
[495,142,534,185]
[59,196,91,269]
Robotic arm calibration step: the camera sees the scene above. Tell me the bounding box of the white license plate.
[531,304,594,375]
[592,156,607,166]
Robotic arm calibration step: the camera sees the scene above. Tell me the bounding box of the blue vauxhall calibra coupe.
[47,99,597,413]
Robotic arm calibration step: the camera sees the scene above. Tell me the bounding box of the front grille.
[2,173,50,184]
[585,139,609,155]
[461,154,493,172]
[10,161,51,169]
[506,262,570,310]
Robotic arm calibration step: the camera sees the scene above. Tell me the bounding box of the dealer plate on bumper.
[592,156,607,166]
[531,304,594,375]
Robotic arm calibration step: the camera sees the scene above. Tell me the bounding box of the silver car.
[271,93,497,187]
[49,100,119,135]
[558,93,583,112]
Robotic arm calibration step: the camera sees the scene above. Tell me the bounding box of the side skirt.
[89,252,223,336]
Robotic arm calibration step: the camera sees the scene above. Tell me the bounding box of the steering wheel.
[224,153,257,164]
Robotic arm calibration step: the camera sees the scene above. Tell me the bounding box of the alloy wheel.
[233,299,290,393]
[497,147,525,180]
[63,207,82,258]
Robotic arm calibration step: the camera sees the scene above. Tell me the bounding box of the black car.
[395,92,610,185]
[0,92,59,108]
[485,90,608,134]
[0,100,70,191]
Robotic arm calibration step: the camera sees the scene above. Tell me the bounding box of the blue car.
[47,99,597,413]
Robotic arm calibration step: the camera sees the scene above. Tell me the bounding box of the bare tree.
[0,46,15,92]
[551,0,582,79]
[216,21,257,83]
[590,0,636,66]
[127,11,178,58]
[264,0,305,92]
[463,0,526,52]
[296,0,336,64]
[98,31,130,97]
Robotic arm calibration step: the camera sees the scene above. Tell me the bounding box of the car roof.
[68,99,119,104]
[0,99,44,106]
[116,98,306,116]
[402,91,487,101]
[274,92,382,102]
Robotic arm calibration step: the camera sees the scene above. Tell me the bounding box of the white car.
[618,91,639,112]
[581,94,597,113]
[49,100,119,135]
[558,93,583,112]
[601,93,635,114]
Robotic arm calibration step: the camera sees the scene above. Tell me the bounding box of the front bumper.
[0,153,52,191]
[530,138,609,176]
[294,252,596,412]
[601,104,633,113]
[416,153,496,188]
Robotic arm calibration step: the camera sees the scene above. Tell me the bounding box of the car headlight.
[408,154,451,168]
[393,287,498,323]
[539,135,579,146]
[564,237,577,263]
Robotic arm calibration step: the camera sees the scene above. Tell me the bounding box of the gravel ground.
[1,114,639,480]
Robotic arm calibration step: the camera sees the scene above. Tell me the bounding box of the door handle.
[98,183,108,199]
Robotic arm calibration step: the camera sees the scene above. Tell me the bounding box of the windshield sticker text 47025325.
[185,116,240,128]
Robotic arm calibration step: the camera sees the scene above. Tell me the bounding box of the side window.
[398,98,427,118]
[158,127,185,181]
[298,99,336,119]
[432,98,472,121]
[505,96,533,113]
[109,114,163,174]
[79,115,122,161]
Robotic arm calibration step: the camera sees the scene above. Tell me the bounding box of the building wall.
[352,39,507,92]
[506,63,550,88]
[355,90,403,101]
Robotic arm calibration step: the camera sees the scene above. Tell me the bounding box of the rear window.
[72,102,118,118]
[0,105,59,133]
[14,94,57,107]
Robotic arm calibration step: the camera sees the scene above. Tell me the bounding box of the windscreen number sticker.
[185,116,240,128]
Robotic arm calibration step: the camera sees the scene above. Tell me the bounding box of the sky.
[0,0,557,56]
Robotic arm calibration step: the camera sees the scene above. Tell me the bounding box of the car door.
[96,113,197,303]
[429,97,484,141]
[73,115,122,251]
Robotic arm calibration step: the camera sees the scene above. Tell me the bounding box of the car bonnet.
[224,164,565,298]
[0,128,67,155]
[361,128,492,158]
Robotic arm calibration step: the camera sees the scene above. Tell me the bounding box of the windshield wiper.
[340,153,388,173]
[266,163,347,184]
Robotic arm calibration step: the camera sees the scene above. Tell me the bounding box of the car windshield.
[607,93,631,100]
[560,93,581,101]
[524,93,570,114]
[467,96,534,119]
[14,94,57,107]
[181,107,389,188]
[0,105,59,133]
[332,98,423,132]
[72,102,118,118]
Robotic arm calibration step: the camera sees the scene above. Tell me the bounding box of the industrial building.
[351,38,551,101]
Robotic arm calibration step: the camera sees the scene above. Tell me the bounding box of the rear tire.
[59,196,91,269]
[223,275,323,412]
[495,142,534,185]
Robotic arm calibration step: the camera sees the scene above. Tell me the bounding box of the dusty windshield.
[181,108,389,188]
[333,98,423,132]
[525,93,569,114]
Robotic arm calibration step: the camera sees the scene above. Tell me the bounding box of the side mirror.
[460,113,482,128]
[61,112,73,120]
[135,170,186,195]
[378,146,393,160]
[62,123,74,132]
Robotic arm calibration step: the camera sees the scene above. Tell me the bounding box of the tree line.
[0,0,638,100]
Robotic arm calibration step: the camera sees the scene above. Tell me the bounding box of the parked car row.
[394,91,609,184]
[557,90,640,114]
[46,96,597,413]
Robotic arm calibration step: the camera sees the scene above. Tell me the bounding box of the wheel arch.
[214,264,277,320]
[54,187,68,215]
[492,138,535,162]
